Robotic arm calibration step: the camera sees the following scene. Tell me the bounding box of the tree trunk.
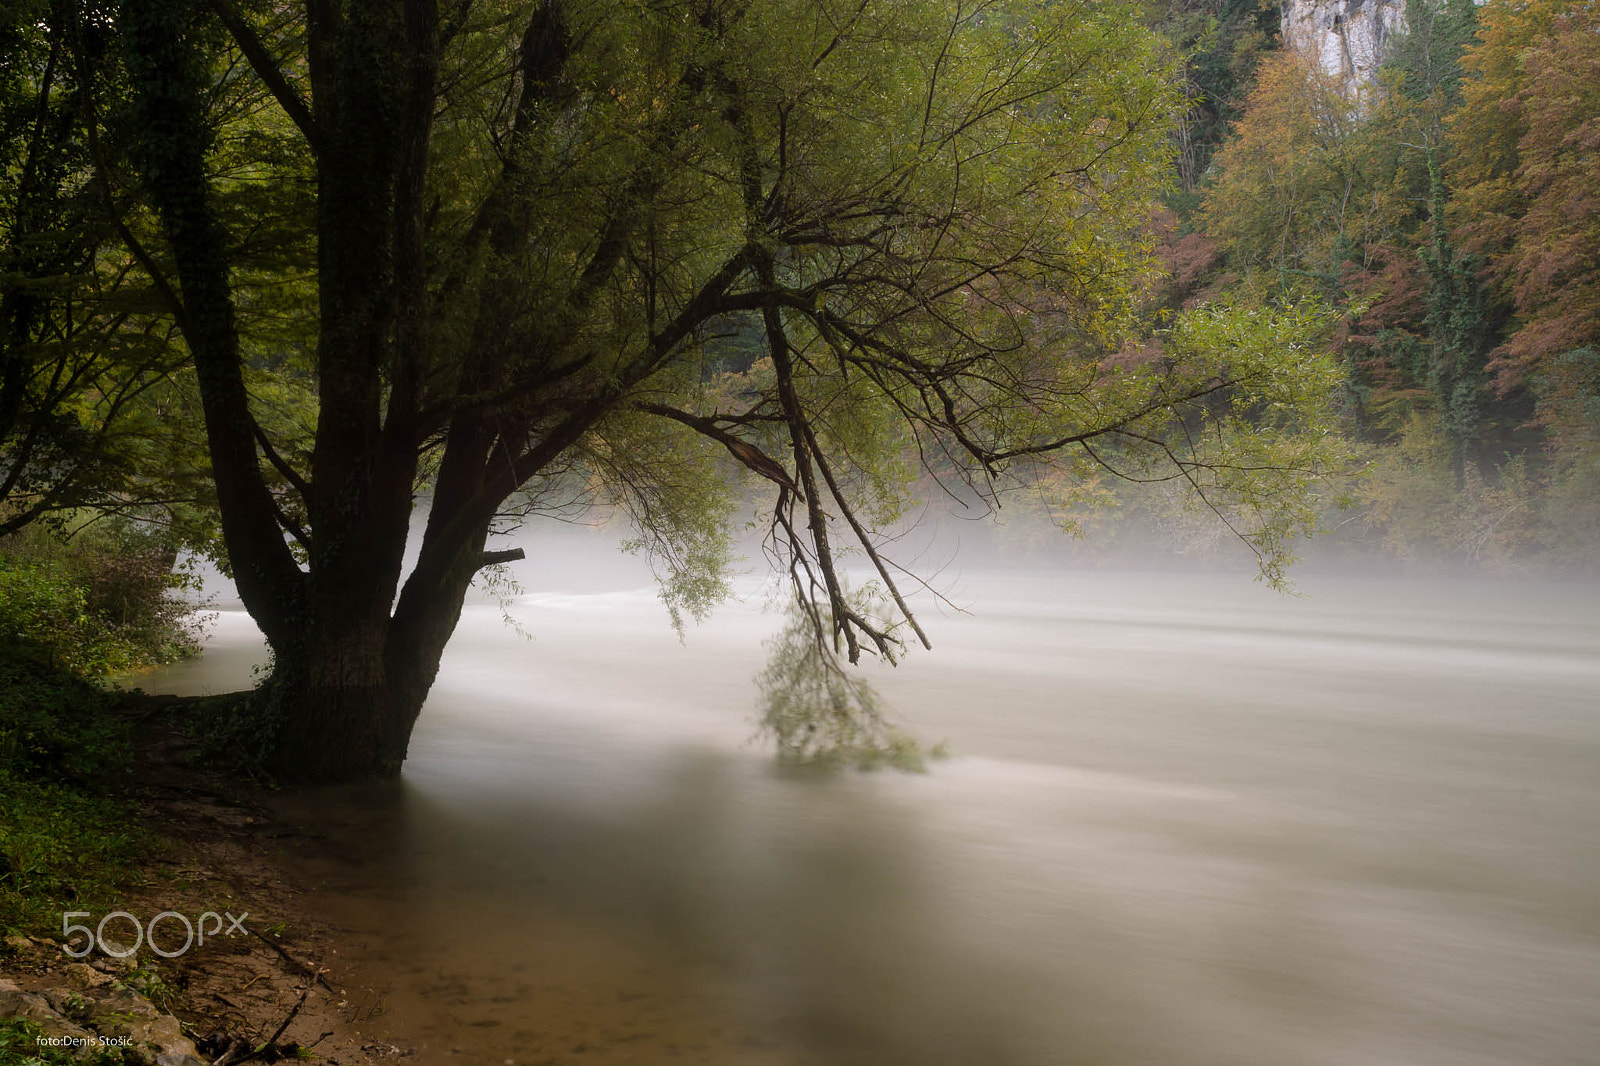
[123,0,598,783]
[261,602,480,780]
[265,644,411,782]
[258,504,491,781]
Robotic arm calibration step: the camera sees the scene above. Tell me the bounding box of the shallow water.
[144,570,1600,1065]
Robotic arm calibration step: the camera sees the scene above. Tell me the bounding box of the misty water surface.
[145,565,1600,1066]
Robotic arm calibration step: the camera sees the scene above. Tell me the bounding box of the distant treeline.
[1132,0,1598,573]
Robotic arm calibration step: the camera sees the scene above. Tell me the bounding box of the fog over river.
[143,564,1600,1066]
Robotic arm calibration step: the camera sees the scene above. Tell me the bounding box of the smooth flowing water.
[144,570,1600,1066]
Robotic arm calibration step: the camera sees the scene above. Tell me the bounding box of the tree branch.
[210,0,323,154]
[252,420,311,499]
[269,496,312,555]
[123,0,308,645]
[635,401,802,498]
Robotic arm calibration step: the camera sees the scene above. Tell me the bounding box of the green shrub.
[0,650,129,786]
[0,520,208,679]
[0,646,143,936]
[0,563,143,677]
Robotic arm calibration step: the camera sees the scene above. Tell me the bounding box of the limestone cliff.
[1281,0,1405,88]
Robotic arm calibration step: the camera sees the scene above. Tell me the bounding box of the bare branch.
[477,547,526,569]
[252,420,311,500]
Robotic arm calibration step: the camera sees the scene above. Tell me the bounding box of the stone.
[0,979,100,1051]
[83,986,208,1066]
[41,987,81,1019]
[59,963,112,990]
[130,1013,208,1066]
[1,978,206,1065]
[95,949,138,973]
[3,934,32,953]
[96,939,138,965]
[1281,0,1405,90]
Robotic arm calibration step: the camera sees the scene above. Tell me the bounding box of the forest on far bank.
[1081,0,1598,573]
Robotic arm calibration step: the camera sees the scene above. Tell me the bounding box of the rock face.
[1281,0,1406,88]
[0,977,207,1066]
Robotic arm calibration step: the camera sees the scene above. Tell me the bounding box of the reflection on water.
[144,572,1600,1065]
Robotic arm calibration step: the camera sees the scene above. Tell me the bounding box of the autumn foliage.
[1186,0,1599,569]
[1452,2,1600,395]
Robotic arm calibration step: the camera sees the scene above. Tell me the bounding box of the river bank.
[1,685,769,1066]
[0,696,406,1065]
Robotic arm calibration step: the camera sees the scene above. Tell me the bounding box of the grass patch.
[0,771,144,936]
[0,649,145,937]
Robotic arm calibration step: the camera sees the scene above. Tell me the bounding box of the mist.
[141,502,1600,1066]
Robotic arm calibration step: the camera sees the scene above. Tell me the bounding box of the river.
[142,568,1600,1066]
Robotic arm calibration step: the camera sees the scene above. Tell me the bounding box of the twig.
[190,1003,251,1028]
[351,990,387,1024]
[214,968,320,1065]
[210,1036,251,1066]
[254,973,316,1057]
[249,928,336,992]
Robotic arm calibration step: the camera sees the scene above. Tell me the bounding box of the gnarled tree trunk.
[124,0,461,781]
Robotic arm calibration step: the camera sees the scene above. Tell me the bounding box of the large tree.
[114,0,1343,781]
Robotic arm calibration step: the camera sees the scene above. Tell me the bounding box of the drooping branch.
[763,274,908,664]
[711,61,926,665]
[795,415,932,652]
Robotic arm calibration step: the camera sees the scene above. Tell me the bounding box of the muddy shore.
[1,718,406,1065]
[2,712,794,1066]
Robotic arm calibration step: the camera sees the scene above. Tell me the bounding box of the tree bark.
[124,0,448,782]
[122,0,307,649]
